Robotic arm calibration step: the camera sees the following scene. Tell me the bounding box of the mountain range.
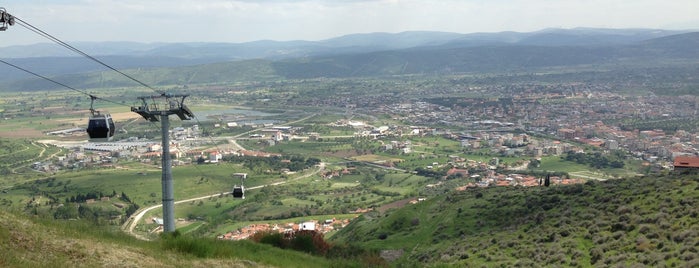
[0,28,698,91]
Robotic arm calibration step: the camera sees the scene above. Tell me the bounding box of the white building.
[301,221,316,231]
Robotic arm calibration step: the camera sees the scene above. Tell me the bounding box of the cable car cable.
[0,58,130,109]
[11,16,165,95]
[0,58,167,142]
[3,14,179,140]
[5,10,238,189]
[183,111,249,197]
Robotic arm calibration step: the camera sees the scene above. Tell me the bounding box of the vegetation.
[0,209,363,268]
[223,155,321,173]
[1,30,698,266]
[564,150,626,169]
[330,175,699,266]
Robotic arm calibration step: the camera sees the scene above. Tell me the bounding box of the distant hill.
[1,28,686,58]
[319,31,466,50]
[515,28,685,46]
[0,56,226,82]
[329,175,699,266]
[636,32,699,57]
[1,28,698,91]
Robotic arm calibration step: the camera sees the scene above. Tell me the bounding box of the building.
[209,151,222,163]
[301,221,316,231]
[673,156,699,174]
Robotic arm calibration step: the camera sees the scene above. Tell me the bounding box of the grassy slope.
[330,175,699,267]
[0,210,346,268]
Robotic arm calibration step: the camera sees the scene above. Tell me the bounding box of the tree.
[54,204,79,219]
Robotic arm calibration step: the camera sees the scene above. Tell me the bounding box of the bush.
[252,231,285,248]
[411,218,420,226]
[160,231,213,258]
[250,230,331,256]
[590,247,603,264]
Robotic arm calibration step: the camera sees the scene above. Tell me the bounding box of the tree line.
[564,150,625,169]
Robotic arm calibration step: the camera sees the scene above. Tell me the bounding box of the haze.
[2,0,698,47]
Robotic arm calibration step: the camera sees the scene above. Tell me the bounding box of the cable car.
[86,95,115,142]
[232,185,245,199]
[87,113,115,142]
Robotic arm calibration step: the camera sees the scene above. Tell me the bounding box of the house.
[152,217,164,226]
[446,167,469,178]
[301,221,316,231]
[209,151,222,163]
[673,156,699,174]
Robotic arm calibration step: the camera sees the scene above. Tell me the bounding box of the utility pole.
[132,94,193,233]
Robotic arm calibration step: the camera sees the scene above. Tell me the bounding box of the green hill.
[4,32,699,92]
[330,175,699,267]
[1,145,697,267]
[0,209,354,268]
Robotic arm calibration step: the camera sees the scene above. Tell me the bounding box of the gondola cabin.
[232,185,245,199]
[86,113,115,142]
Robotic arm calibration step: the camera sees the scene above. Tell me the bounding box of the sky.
[1,0,698,47]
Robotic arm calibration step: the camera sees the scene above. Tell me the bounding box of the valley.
[0,28,698,267]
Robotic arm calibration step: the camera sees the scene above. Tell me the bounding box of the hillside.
[2,28,698,91]
[330,175,699,266]
[0,210,347,268]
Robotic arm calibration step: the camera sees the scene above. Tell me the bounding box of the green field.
[536,155,640,180]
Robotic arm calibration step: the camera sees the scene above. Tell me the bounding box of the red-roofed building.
[673,156,699,174]
[446,167,469,178]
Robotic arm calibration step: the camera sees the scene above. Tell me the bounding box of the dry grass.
[108,112,143,121]
[0,128,44,138]
[350,154,403,163]
[0,211,268,268]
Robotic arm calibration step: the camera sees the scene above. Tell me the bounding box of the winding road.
[122,162,325,240]
[120,113,322,239]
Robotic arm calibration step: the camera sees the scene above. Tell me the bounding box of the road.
[122,162,325,240]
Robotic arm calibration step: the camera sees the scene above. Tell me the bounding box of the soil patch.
[0,128,44,138]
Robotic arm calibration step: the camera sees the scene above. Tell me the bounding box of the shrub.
[250,230,330,256]
[160,231,213,258]
[411,218,420,226]
[251,231,285,248]
[590,247,603,264]
[635,235,652,252]
[680,252,697,262]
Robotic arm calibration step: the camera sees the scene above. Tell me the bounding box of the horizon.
[1,27,696,48]
[1,0,698,47]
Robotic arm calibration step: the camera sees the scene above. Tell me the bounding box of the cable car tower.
[1,7,194,234]
[131,94,193,233]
